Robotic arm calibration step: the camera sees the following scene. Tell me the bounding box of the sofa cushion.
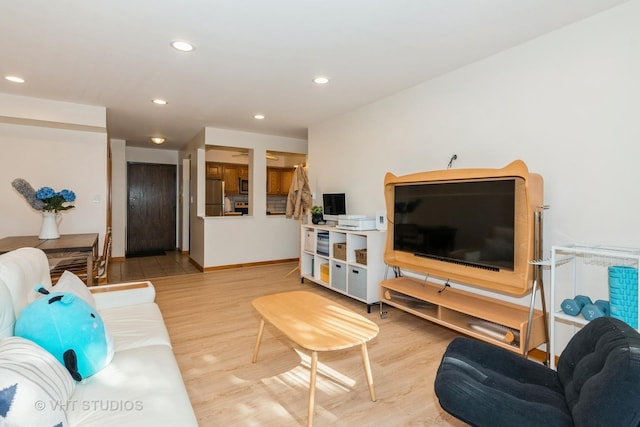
[0,279,15,339]
[99,302,172,351]
[66,344,198,427]
[50,270,97,309]
[0,247,52,326]
[0,336,75,427]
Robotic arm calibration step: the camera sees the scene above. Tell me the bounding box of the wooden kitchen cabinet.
[267,167,295,195]
[223,165,240,195]
[206,162,223,179]
[267,168,281,195]
[238,166,249,179]
[280,168,293,195]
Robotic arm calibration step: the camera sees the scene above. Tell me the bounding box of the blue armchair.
[434,317,640,426]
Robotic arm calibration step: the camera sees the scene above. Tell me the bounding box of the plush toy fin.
[61,294,75,304]
[48,295,64,304]
[63,349,82,381]
[47,294,75,305]
[35,285,49,295]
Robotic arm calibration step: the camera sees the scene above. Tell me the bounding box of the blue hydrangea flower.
[60,189,76,202]
[35,186,56,200]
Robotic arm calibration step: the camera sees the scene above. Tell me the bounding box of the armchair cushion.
[435,338,571,427]
[435,317,640,427]
[557,317,640,426]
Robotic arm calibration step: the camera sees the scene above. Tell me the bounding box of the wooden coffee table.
[251,290,379,426]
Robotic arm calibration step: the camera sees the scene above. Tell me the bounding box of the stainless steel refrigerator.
[206,179,225,216]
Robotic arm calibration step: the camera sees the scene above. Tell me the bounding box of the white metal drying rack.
[532,244,640,369]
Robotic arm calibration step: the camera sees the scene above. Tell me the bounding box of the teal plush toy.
[15,286,113,381]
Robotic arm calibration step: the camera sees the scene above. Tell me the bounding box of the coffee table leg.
[251,319,265,363]
[308,351,318,427]
[361,343,376,401]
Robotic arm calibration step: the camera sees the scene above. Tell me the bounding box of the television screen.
[322,193,346,219]
[393,179,515,271]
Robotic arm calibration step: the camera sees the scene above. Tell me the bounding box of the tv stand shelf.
[380,276,546,354]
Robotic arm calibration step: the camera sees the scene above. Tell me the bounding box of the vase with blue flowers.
[11,178,76,239]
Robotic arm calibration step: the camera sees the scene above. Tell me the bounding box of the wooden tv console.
[380,276,546,354]
[380,160,548,356]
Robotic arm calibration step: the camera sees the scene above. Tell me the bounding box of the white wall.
[308,1,640,349]
[311,0,640,253]
[110,139,126,258]
[183,127,307,268]
[0,95,107,249]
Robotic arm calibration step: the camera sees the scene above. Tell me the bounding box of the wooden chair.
[50,228,112,285]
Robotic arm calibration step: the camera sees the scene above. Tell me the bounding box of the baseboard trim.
[200,258,298,272]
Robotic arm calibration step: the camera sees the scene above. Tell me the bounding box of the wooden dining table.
[0,233,99,285]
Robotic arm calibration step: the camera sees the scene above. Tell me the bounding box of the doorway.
[127,162,177,257]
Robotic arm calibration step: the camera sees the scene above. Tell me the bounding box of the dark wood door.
[127,163,176,256]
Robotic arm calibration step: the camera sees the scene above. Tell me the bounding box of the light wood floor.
[145,261,468,427]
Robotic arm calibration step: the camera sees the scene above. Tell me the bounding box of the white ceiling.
[0,0,629,150]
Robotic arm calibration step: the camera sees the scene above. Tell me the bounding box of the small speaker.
[375,210,387,231]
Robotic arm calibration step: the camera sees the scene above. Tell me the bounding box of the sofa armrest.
[89,281,156,310]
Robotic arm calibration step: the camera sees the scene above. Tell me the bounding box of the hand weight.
[581,303,606,321]
[561,295,592,316]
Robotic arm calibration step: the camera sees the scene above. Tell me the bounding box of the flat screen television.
[384,160,543,296]
[323,193,346,221]
[394,179,515,271]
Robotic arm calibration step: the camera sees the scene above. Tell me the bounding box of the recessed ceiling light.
[151,137,165,144]
[152,99,168,105]
[254,114,265,120]
[313,76,329,85]
[171,40,195,52]
[5,75,25,83]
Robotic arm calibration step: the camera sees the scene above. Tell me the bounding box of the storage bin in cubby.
[333,243,347,261]
[348,266,367,300]
[331,261,347,292]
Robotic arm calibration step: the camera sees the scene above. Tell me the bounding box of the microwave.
[239,178,249,194]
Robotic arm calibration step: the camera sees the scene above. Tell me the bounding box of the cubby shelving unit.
[300,224,386,311]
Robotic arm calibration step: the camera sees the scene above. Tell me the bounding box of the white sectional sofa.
[0,247,198,426]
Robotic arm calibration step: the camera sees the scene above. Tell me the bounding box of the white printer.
[336,214,377,231]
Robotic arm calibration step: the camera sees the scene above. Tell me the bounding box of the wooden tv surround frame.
[380,160,547,355]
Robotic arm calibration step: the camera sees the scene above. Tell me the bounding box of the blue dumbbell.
[561,295,592,316]
[594,300,610,317]
[581,303,606,321]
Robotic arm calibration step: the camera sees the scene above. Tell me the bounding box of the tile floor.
[107,250,201,283]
